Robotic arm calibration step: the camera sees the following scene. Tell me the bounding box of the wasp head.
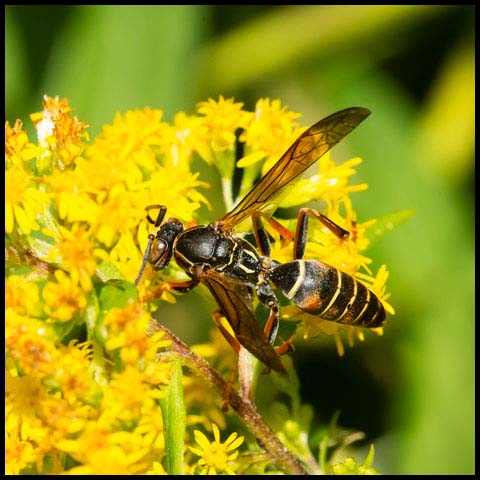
[148,219,184,270]
[135,205,184,286]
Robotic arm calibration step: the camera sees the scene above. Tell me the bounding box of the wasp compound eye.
[150,239,168,267]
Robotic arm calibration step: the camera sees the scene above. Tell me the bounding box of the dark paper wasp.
[135,107,386,375]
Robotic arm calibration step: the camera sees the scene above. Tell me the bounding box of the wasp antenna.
[135,233,155,286]
[145,205,167,227]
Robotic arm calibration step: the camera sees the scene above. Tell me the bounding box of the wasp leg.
[211,310,242,352]
[274,333,296,356]
[252,214,271,257]
[256,281,280,345]
[139,278,198,302]
[145,205,167,226]
[257,281,295,367]
[264,309,279,344]
[211,311,241,412]
[252,213,293,257]
[294,208,350,260]
[265,215,294,245]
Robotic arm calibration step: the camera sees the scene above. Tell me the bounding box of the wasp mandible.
[136,107,385,375]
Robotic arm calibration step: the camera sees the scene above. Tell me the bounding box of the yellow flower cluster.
[5,304,172,474]
[5,94,390,474]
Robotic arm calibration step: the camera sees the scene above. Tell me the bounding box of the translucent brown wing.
[216,107,371,231]
[198,269,286,373]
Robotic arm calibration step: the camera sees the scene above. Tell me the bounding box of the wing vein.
[217,107,370,231]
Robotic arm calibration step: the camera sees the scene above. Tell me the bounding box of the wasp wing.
[217,107,371,231]
[199,269,286,374]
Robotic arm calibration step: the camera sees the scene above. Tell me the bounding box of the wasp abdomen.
[269,260,385,328]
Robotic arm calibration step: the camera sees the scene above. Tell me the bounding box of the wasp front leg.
[138,277,199,302]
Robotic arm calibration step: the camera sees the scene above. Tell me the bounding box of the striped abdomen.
[268,260,385,328]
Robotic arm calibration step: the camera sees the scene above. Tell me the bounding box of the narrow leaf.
[160,358,186,475]
[366,209,414,246]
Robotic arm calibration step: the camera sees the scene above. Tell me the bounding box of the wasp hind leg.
[256,281,295,369]
[252,213,293,257]
[261,299,295,363]
[256,281,280,345]
[294,207,350,260]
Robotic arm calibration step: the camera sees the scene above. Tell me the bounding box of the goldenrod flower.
[5,119,44,167]
[197,96,252,153]
[30,94,89,170]
[86,107,166,178]
[6,275,42,317]
[56,422,150,474]
[42,393,92,431]
[5,418,38,475]
[93,184,140,247]
[146,461,168,474]
[49,341,95,403]
[100,366,164,426]
[243,98,302,172]
[47,224,98,291]
[105,302,171,367]
[189,423,245,475]
[5,164,50,234]
[6,371,55,458]
[140,167,209,220]
[42,270,87,321]
[161,111,212,166]
[108,231,145,282]
[197,97,253,204]
[5,309,56,377]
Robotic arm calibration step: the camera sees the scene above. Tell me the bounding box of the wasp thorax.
[174,226,219,269]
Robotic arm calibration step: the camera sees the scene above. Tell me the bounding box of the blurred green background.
[6,5,474,475]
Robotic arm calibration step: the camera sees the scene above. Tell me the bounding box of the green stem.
[221,176,234,212]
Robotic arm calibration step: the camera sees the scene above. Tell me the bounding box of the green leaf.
[27,230,56,260]
[159,358,186,475]
[364,444,375,468]
[98,279,137,311]
[366,209,414,246]
[95,280,138,342]
[96,261,124,282]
